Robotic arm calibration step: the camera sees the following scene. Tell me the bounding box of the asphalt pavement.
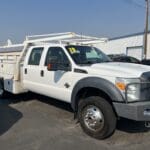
[0,93,150,150]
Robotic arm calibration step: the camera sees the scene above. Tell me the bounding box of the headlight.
[115,78,141,102]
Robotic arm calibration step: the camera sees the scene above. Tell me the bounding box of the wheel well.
[74,87,117,116]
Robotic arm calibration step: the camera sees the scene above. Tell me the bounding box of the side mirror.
[47,62,71,71]
[47,57,59,71]
[47,63,71,71]
[47,58,71,71]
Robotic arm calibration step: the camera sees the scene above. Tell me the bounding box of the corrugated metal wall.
[95,33,150,60]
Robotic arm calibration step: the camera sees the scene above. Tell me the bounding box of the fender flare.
[71,77,124,111]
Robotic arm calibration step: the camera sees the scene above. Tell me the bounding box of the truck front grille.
[140,72,150,101]
[141,72,150,82]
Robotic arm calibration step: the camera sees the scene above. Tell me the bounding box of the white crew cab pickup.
[1,32,150,139]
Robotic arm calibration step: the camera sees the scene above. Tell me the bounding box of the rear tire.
[78,96,116,139]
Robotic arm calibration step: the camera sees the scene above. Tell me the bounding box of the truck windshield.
[65,45,111,65]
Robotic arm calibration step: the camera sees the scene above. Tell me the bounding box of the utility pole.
[144,0,149,59]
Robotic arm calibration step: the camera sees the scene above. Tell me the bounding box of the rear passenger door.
[23,47,44,93]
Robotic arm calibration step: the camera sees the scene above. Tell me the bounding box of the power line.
[131,0,145,8]
[121,0,150,16]
[121,0,145,9]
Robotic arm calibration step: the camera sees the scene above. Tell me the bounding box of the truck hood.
[84,62,150,78]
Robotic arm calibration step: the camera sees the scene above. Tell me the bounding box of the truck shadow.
[36,94,73,112]
[0,104,23,136]
[0,92,73,112]
[0,92,36,105]
[117,118,150,133]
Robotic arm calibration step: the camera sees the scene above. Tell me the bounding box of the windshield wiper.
[102,60,111,63]
[78,61,95,65]
[78,59,111,65]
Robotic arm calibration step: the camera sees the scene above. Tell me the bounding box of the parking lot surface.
[0,93,150,150]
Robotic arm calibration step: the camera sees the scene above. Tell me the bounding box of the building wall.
[95,33,150,60]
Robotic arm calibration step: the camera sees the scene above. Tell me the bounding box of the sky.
[0,0,149,44]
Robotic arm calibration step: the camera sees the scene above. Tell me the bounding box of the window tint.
[45,47,69,66]
[28,47,43,65]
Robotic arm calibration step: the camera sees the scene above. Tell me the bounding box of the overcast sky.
[0,0,149,44]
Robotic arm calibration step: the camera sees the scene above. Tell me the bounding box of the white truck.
[1,32,150,139]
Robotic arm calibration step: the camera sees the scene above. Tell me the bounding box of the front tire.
[78,96,117,139]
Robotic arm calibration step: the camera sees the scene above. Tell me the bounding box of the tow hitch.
[145,121,150,128]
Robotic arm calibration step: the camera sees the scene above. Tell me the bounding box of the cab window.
[45,47,70,66]
[28,47,44,65]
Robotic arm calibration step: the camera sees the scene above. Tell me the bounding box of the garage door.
[126,46,143,60]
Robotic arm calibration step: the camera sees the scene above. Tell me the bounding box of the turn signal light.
[116,82,126,91]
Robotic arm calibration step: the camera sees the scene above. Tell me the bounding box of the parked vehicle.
[108,54,141,64]
[1,32,150,139]
[141,59,150,66]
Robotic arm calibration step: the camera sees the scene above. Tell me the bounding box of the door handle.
[41,70,44,77]
[24,68,27,74]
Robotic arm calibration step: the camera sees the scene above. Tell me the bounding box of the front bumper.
[113,101,150,121]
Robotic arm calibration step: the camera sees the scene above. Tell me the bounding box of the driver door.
[39,47,72,102]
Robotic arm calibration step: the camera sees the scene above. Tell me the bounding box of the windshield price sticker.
[69,47,77,54]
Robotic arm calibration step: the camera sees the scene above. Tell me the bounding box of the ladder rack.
[26,32,107,45]
[0,32,108,81]
[0,32,107,51]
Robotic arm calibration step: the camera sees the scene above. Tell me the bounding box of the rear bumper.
[113,101,150,121]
